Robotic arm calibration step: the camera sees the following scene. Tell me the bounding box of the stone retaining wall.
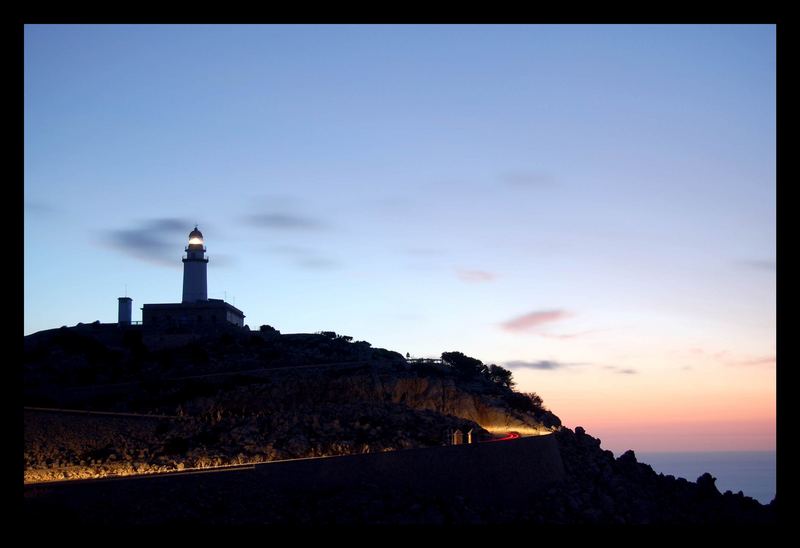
[253,433,564,506]
[24,433,564,524]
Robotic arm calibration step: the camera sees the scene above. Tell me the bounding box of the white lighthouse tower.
[182,226,208,303]
[142,226,245,328]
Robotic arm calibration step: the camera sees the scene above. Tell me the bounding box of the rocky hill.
[24,323,556,481]
[23,323,776,524]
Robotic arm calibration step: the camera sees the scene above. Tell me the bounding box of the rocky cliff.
[23,323,775,525]
[24,324,556,481]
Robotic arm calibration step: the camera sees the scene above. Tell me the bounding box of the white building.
[140,227,245,329]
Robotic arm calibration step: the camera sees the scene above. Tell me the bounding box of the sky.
[24,24,776,454]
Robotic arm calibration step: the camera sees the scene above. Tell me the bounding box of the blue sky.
[24,25,775,452]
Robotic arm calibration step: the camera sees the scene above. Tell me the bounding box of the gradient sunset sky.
[24,24,775,454]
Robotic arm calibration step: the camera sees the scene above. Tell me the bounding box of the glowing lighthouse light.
[182,226,208,303]
[187,226,205,246]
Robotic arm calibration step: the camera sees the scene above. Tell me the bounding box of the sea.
[637,451,776,505]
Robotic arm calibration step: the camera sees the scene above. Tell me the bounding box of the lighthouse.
[141,227,245,329]
[182,226,208,303]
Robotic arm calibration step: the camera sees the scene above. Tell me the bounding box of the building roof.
[142,300,245,317]
[189,226,203,240]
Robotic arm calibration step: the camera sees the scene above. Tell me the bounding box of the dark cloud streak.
[102,217,192,267]
[267,245,340,270]
[602,365,639,375]
[506,360,637,374]
[245,213,325,230]
[25,201,58,215]
[505,360,573,370]
[456,269,496,282]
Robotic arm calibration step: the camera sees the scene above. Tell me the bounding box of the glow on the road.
[488,432,521,442]
[483,425,549,436]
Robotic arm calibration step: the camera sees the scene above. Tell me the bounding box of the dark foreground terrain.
[24,427,776,526]
[24,323,776,525]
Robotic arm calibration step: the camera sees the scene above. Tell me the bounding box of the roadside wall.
[25,433,565,524]
[253,433,564,506]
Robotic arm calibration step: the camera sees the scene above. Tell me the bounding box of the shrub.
[441,351,487,377]
[487,364,515,389]
[507,391,546,414]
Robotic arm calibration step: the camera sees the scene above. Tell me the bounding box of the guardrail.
[406,358,445,365]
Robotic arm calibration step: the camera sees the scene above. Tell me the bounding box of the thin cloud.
[737,259,776,271]
[209,253,236,268]
[149,218,189,232]
[731,356,776,367]
[687,348,774,368]
[505,360,573,370]
[267,245,339,270]
[690,348,731,361]
[245,213,325,230]
[602,365,639,375]
[499,171,555,187]
[405,247,447,257]
[269,245,313,256]
[102,218,192,267]
[296,257,340,270]
[25,201,58,215]
[371,196,417,213]
[501,309,571,332]
[538,329,607,340]
[506,360,635,374]
[456,269,497,283]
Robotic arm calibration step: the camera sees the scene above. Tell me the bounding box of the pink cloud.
[685,348,775,367]
[732,356,776,367]
[538,328,606,340]
[501,309,571,332]
[686,347,729,359]
[456,269,496,282]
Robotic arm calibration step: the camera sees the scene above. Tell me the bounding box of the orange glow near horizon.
[512,353,775,454]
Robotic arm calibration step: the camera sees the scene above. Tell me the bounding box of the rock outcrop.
[538,426,776,524]
[24,325,555,482]
[23,324,775,525]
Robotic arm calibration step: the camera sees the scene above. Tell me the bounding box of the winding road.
[25,428,529,486]
[488,432,521,442]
